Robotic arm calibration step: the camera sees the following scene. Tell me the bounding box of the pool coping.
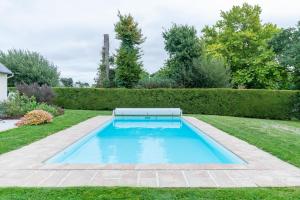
[0,115,299,187]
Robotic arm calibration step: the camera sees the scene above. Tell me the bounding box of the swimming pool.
[47,116,244,164]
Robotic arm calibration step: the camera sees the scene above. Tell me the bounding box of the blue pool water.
[47,117,244,164]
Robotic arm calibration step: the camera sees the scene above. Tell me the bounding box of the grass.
[193,115,300,168]
[0,187,300,200]
[1,111,300,199]
[0,110,111,155]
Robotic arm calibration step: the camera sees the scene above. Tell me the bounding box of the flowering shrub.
[16,110,53,126]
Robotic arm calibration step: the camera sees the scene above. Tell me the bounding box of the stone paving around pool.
[0,116,300,187]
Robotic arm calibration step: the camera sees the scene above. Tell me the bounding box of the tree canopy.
[201,3,287,89]
[0,49,60,86]
[60,78,73,87]
[162,24,202,87]
[269,21,300,89]
[160,24,230,88]
[75,81,90,88]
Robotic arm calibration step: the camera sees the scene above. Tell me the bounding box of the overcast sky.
[0,0,299,84]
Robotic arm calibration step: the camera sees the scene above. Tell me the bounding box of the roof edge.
[0,63,13,75]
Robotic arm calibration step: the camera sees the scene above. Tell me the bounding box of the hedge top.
[52,88,299,120]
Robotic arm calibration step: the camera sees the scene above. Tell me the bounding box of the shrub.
[16,83,55,104]
[56,107,65,116]
[16,110,53,126]
[35,103,62,116]
[0,103,6,118]
[136,77,176,88]
[192,56,231,88]
[0,92,38,118]
[53,88,299,119]
[0,91,63,118]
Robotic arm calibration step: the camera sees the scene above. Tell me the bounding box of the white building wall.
[0,73,8,102]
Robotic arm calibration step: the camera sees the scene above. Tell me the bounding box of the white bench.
[113,108,182,116]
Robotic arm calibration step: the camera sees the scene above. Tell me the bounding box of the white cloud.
[0,0,299,84]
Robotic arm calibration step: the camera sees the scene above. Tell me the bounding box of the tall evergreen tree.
[114,12,145,88]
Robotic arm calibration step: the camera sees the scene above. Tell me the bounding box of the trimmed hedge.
[52,88,300,119]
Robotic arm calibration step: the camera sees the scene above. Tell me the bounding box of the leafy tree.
[151,66,173,80]
[114,12,145,88]
[0,49,60,86]
[108,68,116,87]
[95,50,108,88]
[140,69,150,80]
[162,24,202,87]
[95,50,114,88]
[60,78,73,87]
[202,3,286,89]
[269,21,300,89]
[192,55,231,88]
[75,81,90,88]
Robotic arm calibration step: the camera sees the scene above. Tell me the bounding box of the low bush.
[35,103,61,116]
[0,92,38,118]
[0,92,63,118]
[53,88,299,119]
[16,83,55,104]
[16,110,53,126]
[136,77,176,88]
[0,103,6,118]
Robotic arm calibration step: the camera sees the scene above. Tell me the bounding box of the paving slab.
[183,170,217,187]
[138,171,157,187]
[157,171,187,187]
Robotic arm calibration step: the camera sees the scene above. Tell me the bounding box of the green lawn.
[193,115,300,168]
[1,111,300,199]
[0,110,111,154]
[0,187,300,200]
